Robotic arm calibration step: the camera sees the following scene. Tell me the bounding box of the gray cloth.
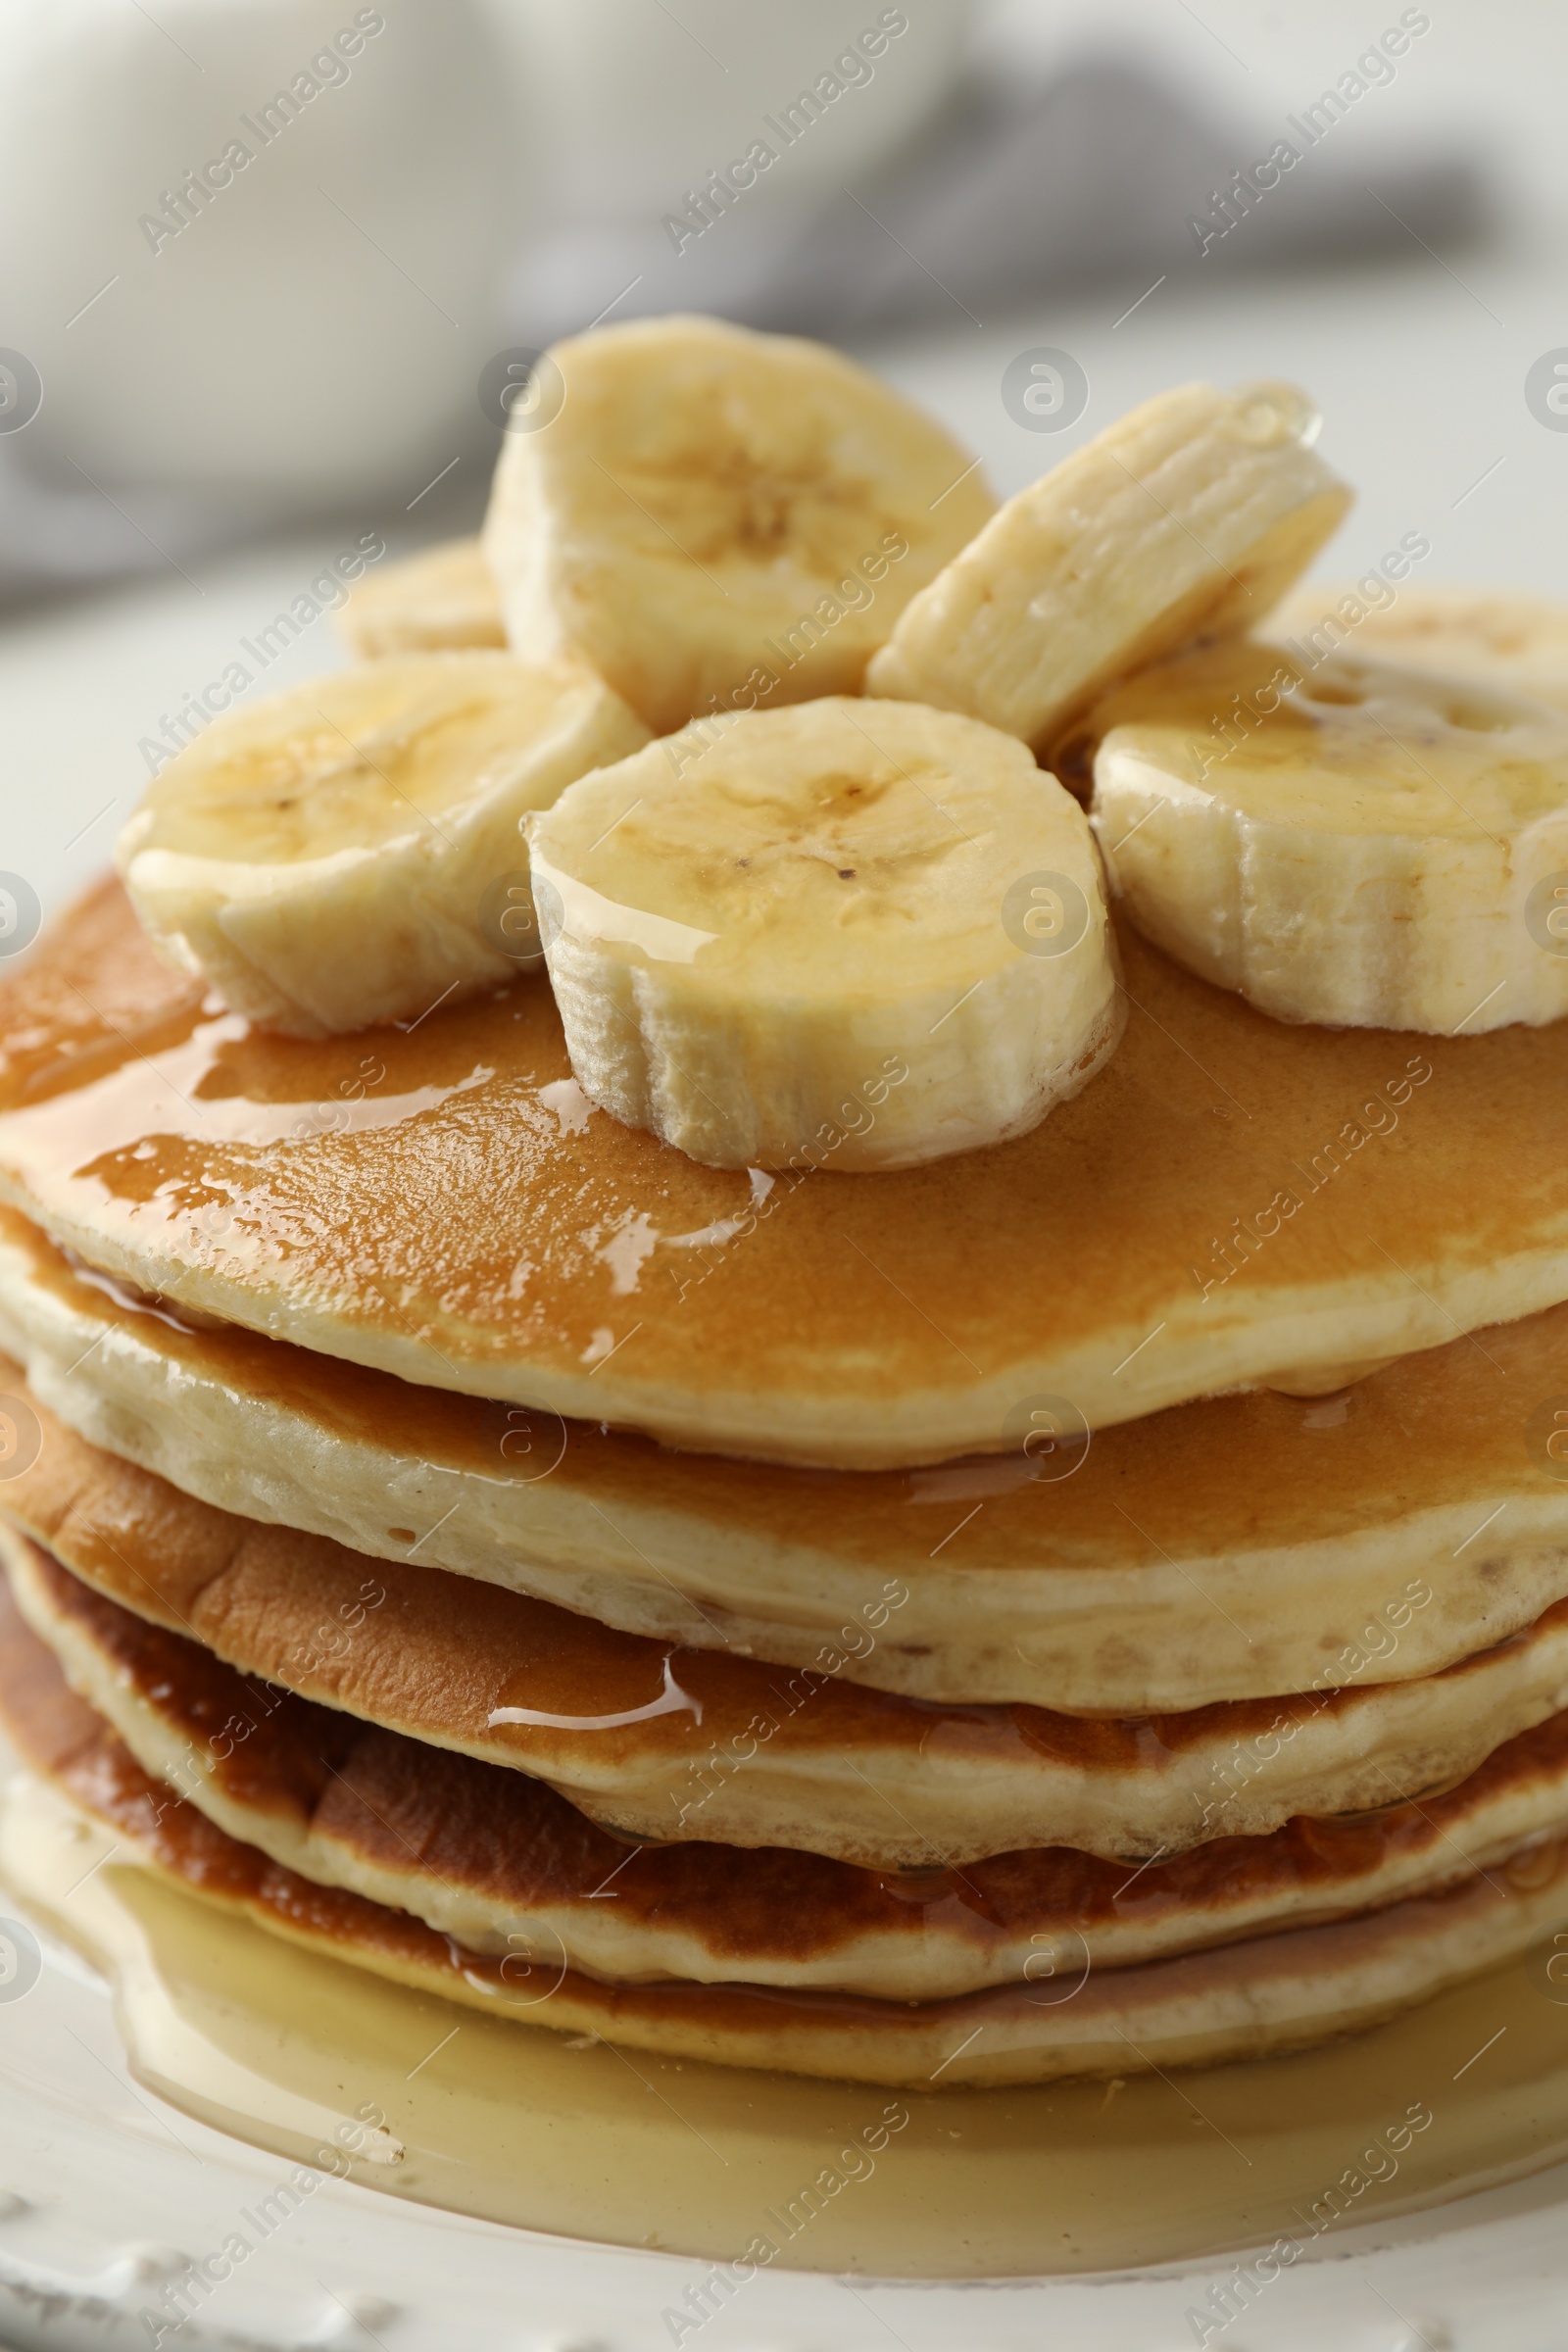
[3,55,1484,597]
[740,58,1486,335]
[510,55,1485,344]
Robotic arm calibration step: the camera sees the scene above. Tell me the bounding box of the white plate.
[8,1919,1568,2352]
[3,1709,1568,2352]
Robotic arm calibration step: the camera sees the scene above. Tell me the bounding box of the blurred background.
[2,0,1563,917]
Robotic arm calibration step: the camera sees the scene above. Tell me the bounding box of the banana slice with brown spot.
[336,536,505,658]
[526,696,1123,1170]
[1267,581,1568,713]
[1088,640,1568,1034]
[118,653,649,1038]
[482,314,996,737]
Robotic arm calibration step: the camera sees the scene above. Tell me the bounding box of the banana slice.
[1268,582,1568,714]
[865,379,1352,759]
[117,654,649,1039]
[482,314,996,738]
[525,697,1123,1170]
[336,536,505,658]
[1087,640,1568,1034]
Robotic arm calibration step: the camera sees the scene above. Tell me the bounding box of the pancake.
[1267,584,1568,712]
[2,884,1566,1470]
[4,1204,1565,1714]
[9,1549,1568,2085]
[15,1370,1568,1866]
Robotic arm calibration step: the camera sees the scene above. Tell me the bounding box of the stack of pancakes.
[0,799,1566,2087]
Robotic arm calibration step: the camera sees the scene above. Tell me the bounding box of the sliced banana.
[336,536,505,658]
[865,379,1351,759]
[525,697,1123,1171]
[482,314,996,738]
[1088,641,1568,1034]
[118,654,649,1039]
[1268,582,1568,714]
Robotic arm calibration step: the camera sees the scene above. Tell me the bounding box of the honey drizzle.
[7,1769,1568,2278]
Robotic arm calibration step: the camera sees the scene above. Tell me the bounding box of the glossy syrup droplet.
[1229,378,1322,449]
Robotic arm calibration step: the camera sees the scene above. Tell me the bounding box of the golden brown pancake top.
[4,1199,1566,1591]
[0,883,1565,1465]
